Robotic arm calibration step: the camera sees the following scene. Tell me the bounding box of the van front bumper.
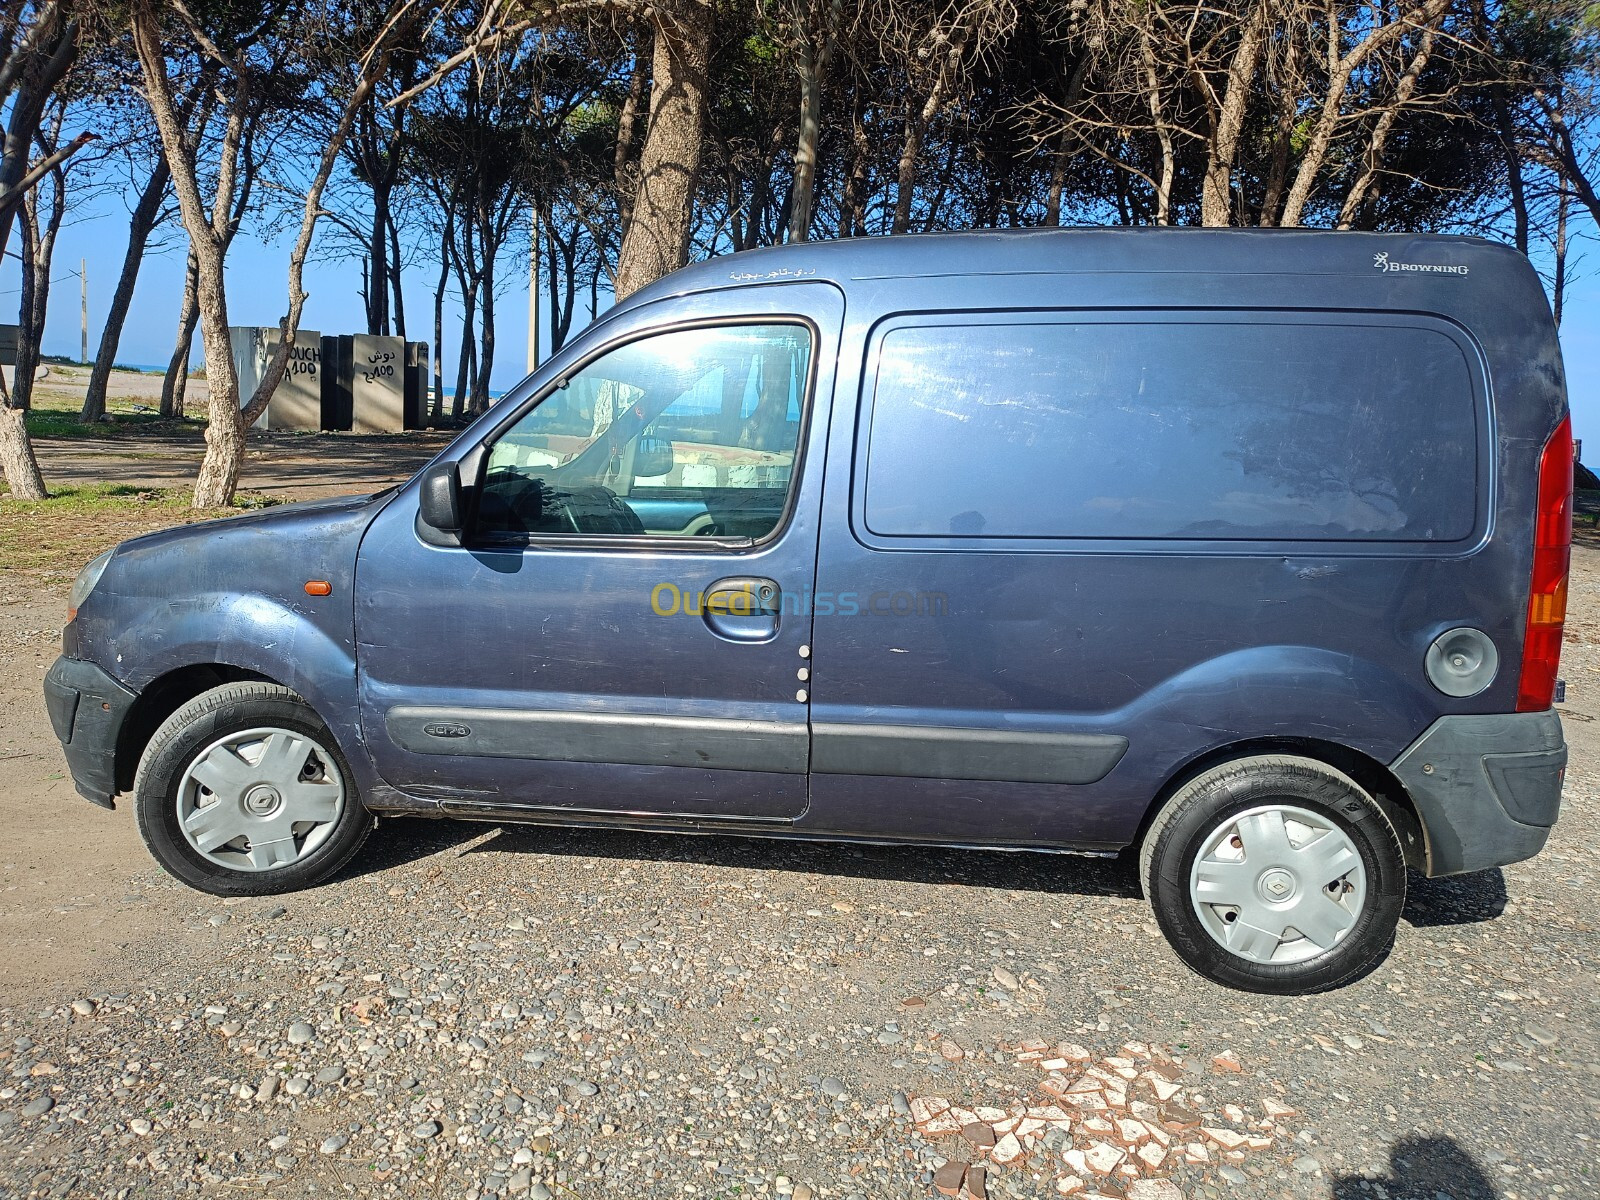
[1389,709,1566,877]
[43,656,136,810]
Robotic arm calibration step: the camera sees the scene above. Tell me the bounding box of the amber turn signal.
[304,580,332,596]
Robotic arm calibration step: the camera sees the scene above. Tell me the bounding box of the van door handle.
[702,576,782,643]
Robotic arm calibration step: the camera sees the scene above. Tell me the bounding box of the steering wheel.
[479,468,544,534]
[544,488,586,534]
[480,470,646,536]
[545,484,647,536]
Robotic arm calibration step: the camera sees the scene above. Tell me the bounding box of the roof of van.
[618,226,1525,311]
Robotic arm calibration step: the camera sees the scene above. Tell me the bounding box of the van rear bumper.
[43,655,136,810]
[1389,709,1566,877]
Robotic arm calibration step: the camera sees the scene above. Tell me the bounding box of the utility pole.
[526,209,539,374]
[79,257,87,363]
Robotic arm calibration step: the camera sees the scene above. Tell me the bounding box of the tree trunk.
[547,206,578,353]
[0,401,46,500]
[922,137,959,231]
[1258,31,1302,226]
[1278,0,1451,228]
[431,204,451,425]
[475,247,496,415]
[1042,56,1088,227]
[1534,87,1600,230]
[0,9,79,255]
[15,156,63,413]
[84,159,171,421]
[744,121,785,249]
[717,126,746,251]
[839,90,867,238]
[137,0,391,502]
[613,35,648,240]
[237,68,384,431]
[786,0,841,244]
[1043,131,1068,226]
[161,250,200,418]
[612,1,714,300]
[1491,83,1529,254]
[368,187,391,335]
[1140,31,1175,226]
[0,4,80,502]
[453,286,475,422]
[1199,0,1269,227]
[1336,19,1442,229]
[893,78,948,235]
[388,205,405,339]
[131,0,244,507]
[188,246,245,509]
[1553,184,1569,327]
[13,193,41,413]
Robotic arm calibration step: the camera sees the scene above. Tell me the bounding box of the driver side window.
[477,323,813,543]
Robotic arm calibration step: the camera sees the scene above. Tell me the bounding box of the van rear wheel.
[1141,755,1406,994]
[133,683,372,896]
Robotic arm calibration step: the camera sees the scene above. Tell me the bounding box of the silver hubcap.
[175,726,345,872]
[1188,804,1367,965]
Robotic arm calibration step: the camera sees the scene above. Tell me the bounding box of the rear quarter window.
[861,315,1481,543]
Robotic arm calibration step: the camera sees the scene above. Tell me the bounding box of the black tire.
[1140,755,1406,994]
[133,682,372,896]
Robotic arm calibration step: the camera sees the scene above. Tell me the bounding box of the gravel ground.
[2,556,1597,1200]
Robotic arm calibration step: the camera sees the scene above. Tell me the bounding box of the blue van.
[44,229,1571,993]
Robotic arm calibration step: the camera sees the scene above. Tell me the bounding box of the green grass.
[18,365,205,440]
[2,480,179,506]
[24,405,185,438]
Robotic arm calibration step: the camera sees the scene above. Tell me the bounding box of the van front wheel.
[1141,755,1405,994]
[133,683,372,896]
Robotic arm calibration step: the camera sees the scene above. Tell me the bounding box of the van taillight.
[1518,415,1573,712]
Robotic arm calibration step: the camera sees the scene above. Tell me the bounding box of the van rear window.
[863,317,1479,542]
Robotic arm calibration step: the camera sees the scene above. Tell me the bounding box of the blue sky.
[2,212,564,392]
[8,203,1600,456]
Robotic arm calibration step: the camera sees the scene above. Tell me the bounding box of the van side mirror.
[418,462,463,534]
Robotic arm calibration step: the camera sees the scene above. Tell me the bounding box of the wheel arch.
[1136,737,1428,874]
[114,664,285,794]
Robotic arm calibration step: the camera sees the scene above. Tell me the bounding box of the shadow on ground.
[351,813,1141,899]
[1333,1135,1501,1199]
[352,819,1529,922]
[1402,867,1508,928]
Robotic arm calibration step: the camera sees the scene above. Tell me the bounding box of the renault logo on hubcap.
[244,784,282,815]
[1260,868,1295,900]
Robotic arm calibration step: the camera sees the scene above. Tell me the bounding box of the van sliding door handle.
[702,576,782,642]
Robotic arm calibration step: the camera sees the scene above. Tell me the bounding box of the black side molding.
[812,722,1128,785]
[386,706,809,775]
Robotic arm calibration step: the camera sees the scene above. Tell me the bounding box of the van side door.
[806,307,1486,849]
[354,283,843,822]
